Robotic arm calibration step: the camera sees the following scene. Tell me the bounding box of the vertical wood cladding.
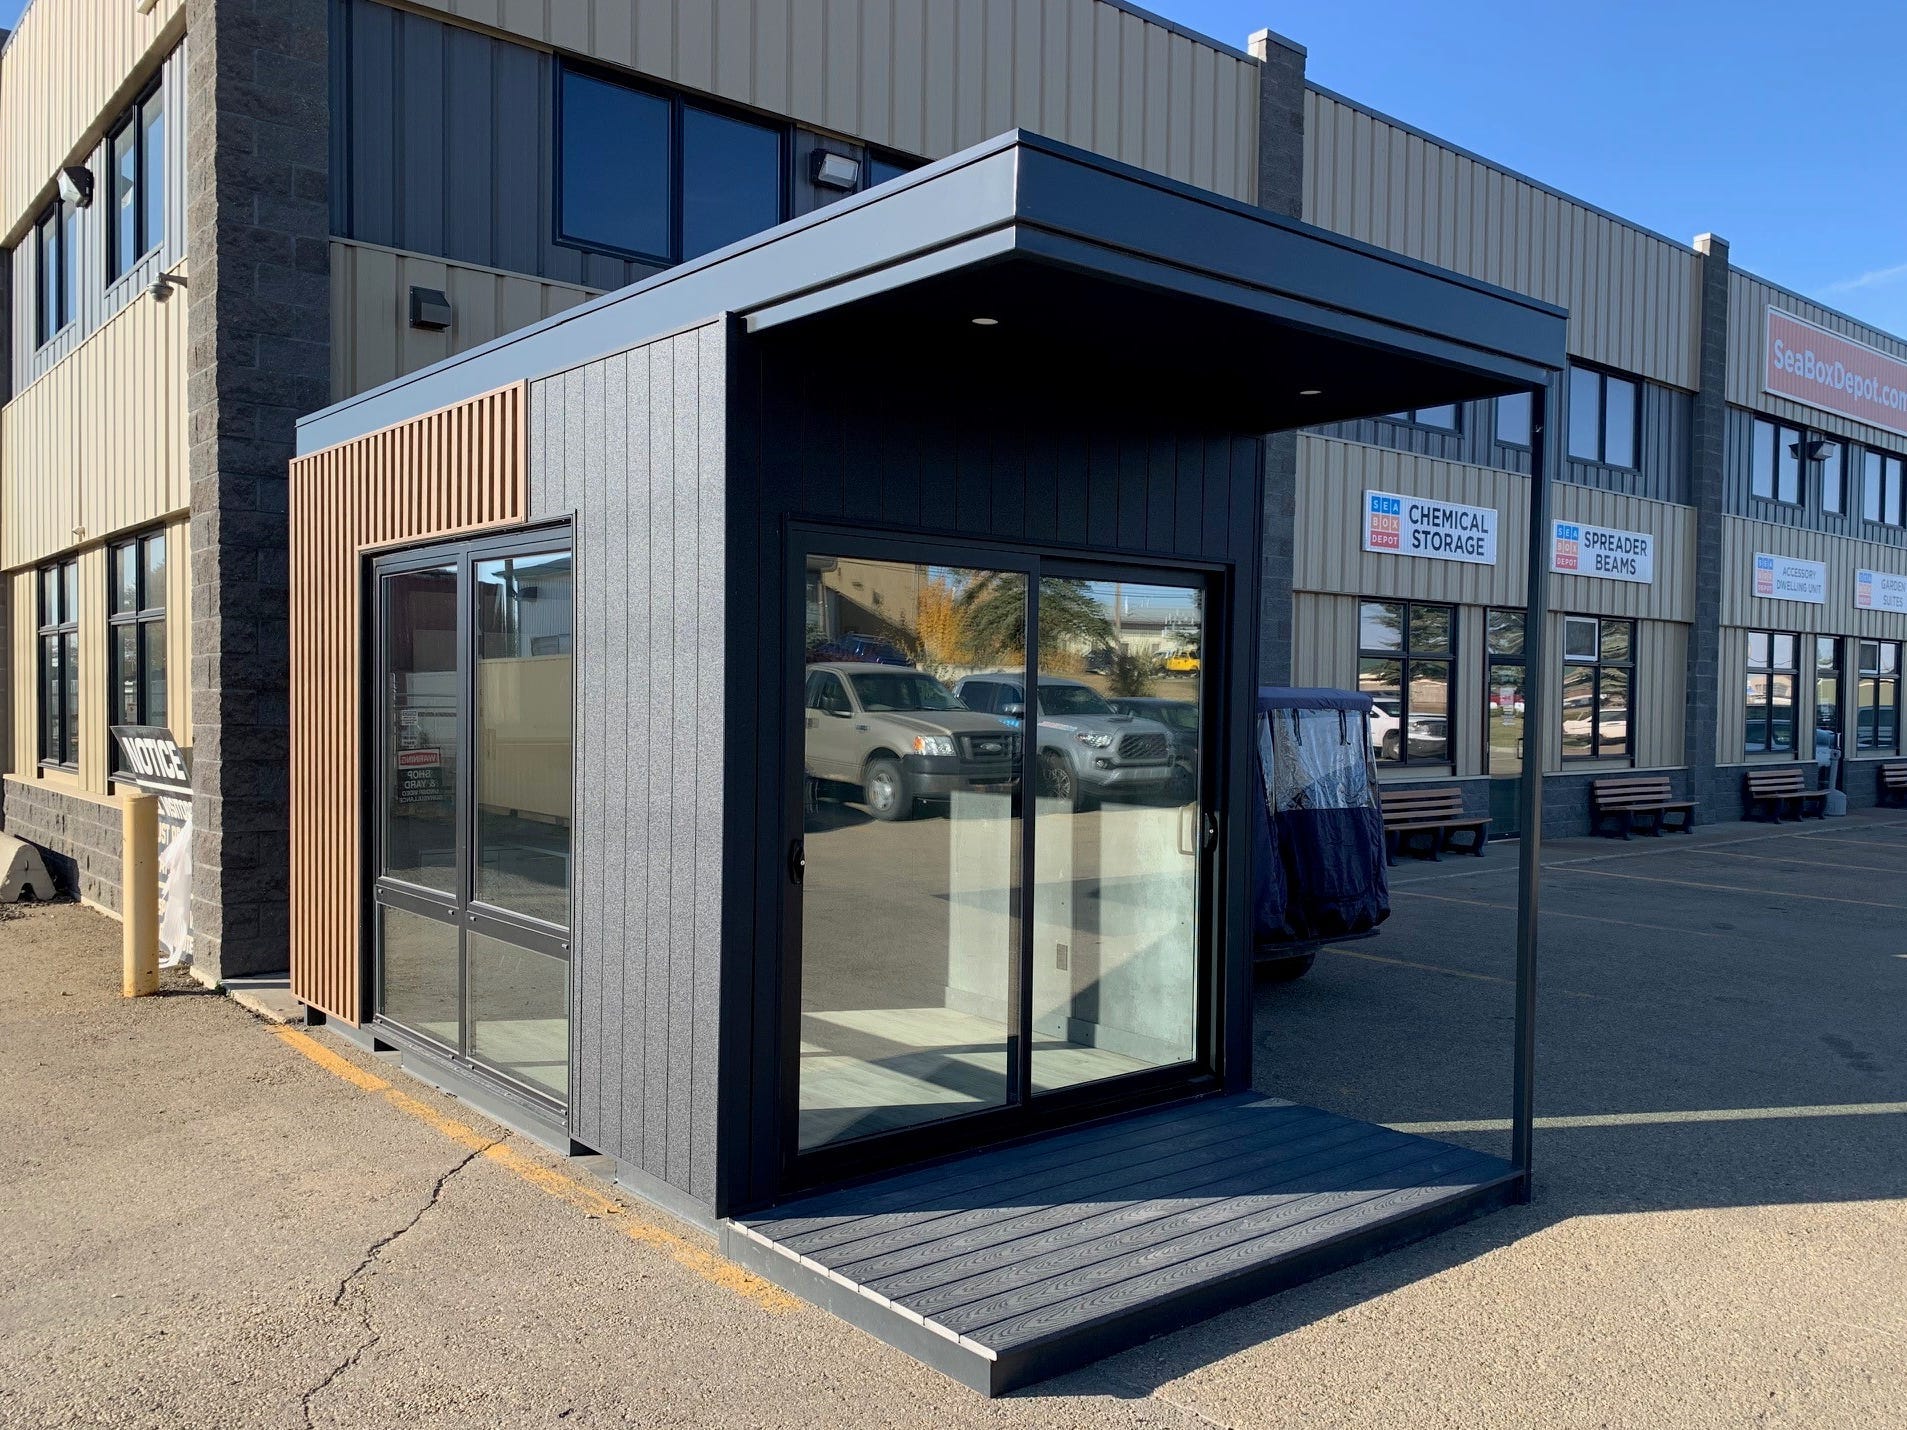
[527,321,728,1206]
[288,385,526,1023]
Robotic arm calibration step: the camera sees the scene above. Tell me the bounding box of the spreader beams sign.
[1363,491,1498,565]
[1552,520,1654,584]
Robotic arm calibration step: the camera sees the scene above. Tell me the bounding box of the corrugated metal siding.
[527,321,726,1204]
[1303,87,1697,391]
[1548,482,1696,624]
[1722,402,1907,547]
[1,261,190,571]
[1727,270,1907,450]
[0,0,183,236]
[1719,516,1907,639]
[379,0,1259,203]
[1715,624,1748,767]
[288,385,528,1023]
[330,239,600,399]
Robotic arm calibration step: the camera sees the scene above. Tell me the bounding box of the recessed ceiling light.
[1299,387,1322,396]
[971,316,1000,327]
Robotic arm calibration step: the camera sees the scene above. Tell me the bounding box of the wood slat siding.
[1303,87,1697,391]
[0,0,183,237]
[288,385,528,1023]
[2,261,190,571]
[330,239,601,399]
[526,320,726,1204]
[379,0,1259,203]
[1727,270,1907,450]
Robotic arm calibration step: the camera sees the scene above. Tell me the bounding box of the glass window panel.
[1744,676,1769,755]
[474,551,574,927]
[1857,678,1881,749]
[382,565,460,895]
[1561,664,1594,758]
[378,905,461,1050]
[865,154,912,189]
[1567,367,1601,461]
[1563,616,1598,662]
[1769,674,1796,751]
[61,631,79,765]
[681,105,783,259]
[1599,620,1632,664]
[1409,604,1452,655]
[1495,391,1532,446]
[1603,377,1636,468]
[39,637,59,761]
[142,621,168,728]
[1751,419,1775,499]
[113,625,139,726]
[1879,679,1900,752]
[1776,427,1801,504]
[1360,658,1405,765]
[1889,458,1905,527]
[559,73,671,258]
[36,211,54,342]
[1406,661,1451,762]
[468,930,569,1100]
[1819,637,1841,672]
[141,89,165,258]
[1747,631,1770,669]
[1598,668,1630,759]
[1860,640,1881,674]
[58,200,76,329]
[113,544,140,614]
[144,533,167,611]
[1358,601,1405,654]
[1487,609,1525,656]
[111,118,139,278]
[1412,404,1458,431]
[1822,443,1844,513]
[1864,452,1884,522]
[1485,663,1524,778]
[1884,643,1901,676]
[1772,634,1797,670]
[61,562,77,621]
[40,567,58,625]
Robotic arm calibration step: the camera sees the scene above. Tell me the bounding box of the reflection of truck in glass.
[953,673,1174,810]
[804,663,1019,821]
[1106,696,1198,803]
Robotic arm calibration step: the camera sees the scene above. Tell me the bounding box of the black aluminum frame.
[1358,597,1459,772]
[1559,615,1637,765]
[366,522,576,1113]
[105,529,169,773]
[1744,628,1804,761]
[1853,637,1903,757]
[776,523,1231,1193]
[36,556,79,771]
[1565,362,1641,471]
[33,198,74,349]
[1749,416,1808,508]
[105,76,165,283]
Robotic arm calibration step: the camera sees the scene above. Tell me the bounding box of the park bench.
[1743,766,1829,823]
[1379,786,1488,864]
[1879,762,1907,809]
[1590,775,1697,838]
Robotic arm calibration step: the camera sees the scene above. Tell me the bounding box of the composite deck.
[723,1092,1520,1394]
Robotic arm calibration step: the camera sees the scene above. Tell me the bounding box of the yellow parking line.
[271,1026,798,1314]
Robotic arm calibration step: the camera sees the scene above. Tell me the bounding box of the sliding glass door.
[372,529,574,1109]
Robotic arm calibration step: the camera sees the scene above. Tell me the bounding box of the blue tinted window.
[865,153,914,190]
[680,106,781,259]
[559,72,671,259]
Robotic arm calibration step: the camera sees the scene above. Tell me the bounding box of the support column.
[184,0,331,979]
[1686,235,1730,816]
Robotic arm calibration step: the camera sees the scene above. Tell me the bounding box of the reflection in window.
[1495,392,1532,447]
[1856,640,1901,754]
[108,82,165,280]
[382,566,459,894]
[1751,419,1804,504]
[1484,610,1525,779]
[1359,600,1454,768]
[681,105,782,258]
[108,531,168,770]
[1567,365,1639,468]
[1745,630,1798,755]
[1561,616,1634,762]
[38,558,80,768]
[34,199,76,346]
[1862,449,1905,527]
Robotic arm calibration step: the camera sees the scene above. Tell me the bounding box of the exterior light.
[971,317,1000,327]
[148,272,187,302]
[811,150,862,191]
[1299,387,1322,396]
[58,166,94,207]
[409,286,452,331]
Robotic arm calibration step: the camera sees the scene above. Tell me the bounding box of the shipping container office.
[290,132,1568,1392]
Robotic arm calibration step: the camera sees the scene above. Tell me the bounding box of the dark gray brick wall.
[184,0,330,979]
[1685,235,1730,817]
[2,782,122,909]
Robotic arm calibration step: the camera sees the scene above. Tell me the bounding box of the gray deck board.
[725,1093,1518,1395]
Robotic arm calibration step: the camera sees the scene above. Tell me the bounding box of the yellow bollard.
[121,792,160,998]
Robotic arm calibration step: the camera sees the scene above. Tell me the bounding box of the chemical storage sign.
[1753,552,1827,605]
[1551,520,1654,584]
[1765,308,1907,439]
[1855,567,1907,613]
[1362,490,1498,565]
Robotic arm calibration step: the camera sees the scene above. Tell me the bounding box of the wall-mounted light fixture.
[409,286,452,331]
[57,166,94,208]
[149,271,188,302]
[1799,438,1834,463]
[811,150,862,192]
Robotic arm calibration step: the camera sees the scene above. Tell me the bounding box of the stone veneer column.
[184,0,330,979]
[1249,27,1307,684]
[1685,234,1730,814]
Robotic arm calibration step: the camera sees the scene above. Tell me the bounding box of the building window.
[1745,630,1799,756]
[1566,365,1638,468]
[1820,441,1845,515]
[1561,616,1633,761]
[37,558,80,768]
[34,198,76,346]
[864,150,918,191]
[1856,640,1901,754]
[1750,418,1804,505]
[1358,600,1454,768]
[1383,405,1460,431]
[557,66,785,265]
[108,82,166,281]
[1815,637,1843,760]
[108,532,169,765]
[1861,449,1904,527]
[1494,392,1532,447]
[1483,609,1526,778]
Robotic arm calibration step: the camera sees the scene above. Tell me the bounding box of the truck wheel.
[1039,751,1091,812]
[1381,732,1401,761]
[863,757,912,821]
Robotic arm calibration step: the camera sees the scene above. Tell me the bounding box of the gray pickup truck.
[803,663,1019,821]
[951,672,1174,809]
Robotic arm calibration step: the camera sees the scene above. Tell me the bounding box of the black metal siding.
[1722,402,1907,547]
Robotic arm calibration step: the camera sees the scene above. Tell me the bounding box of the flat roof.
[298,130,1567,454]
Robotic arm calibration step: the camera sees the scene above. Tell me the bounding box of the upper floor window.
[34,198,77,346]
[864,150,917,191]
[1566,365,1638,468]
[108,82,166,281]
[1862,449,1905,527]
[1383,405,1460,431]
[557,67,785,266]
[1751,418,1804,505]
[1494,392,1532,447]
[1821,440,1845,514]
[38,558,79,769]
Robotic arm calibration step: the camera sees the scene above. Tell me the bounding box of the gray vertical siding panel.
[618,348,652,1159]
[642,340,676,1179]
[689,320,725,1205]
[666,332,699,1191]
[1723,403,1907,548]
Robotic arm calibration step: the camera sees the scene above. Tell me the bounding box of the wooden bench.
[1880,763,1907,809]
[1743,766,1829,823]
[1379,786,1488,864]
[1590,776,1697,838]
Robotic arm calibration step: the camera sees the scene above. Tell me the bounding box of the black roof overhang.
[297,131,1567,453]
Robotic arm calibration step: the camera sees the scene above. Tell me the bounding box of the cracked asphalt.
[2,810,1905,1428]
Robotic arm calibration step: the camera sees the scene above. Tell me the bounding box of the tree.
[1106,646,1154,697]
[908,575,973,677]
[956,574,1114,664]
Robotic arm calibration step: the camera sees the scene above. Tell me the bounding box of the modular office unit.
[291,134,1566,1390]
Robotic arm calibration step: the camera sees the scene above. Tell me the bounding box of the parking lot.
[2,812,1904,1427]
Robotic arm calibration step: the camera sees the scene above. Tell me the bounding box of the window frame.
[1819,439,1845,515]
[1560,615,1635,764]
[1493,391,1533,448]
[106,530,169,771]
[1750,417,1807,507]
[1855,639,1901,756]
[553,62,790,267]
[1566,364,1641,470]
[1358,598,1457,772]
[34,198,75,348]
[1744,629,1801,759]
[106,78,166,283]
[1861,447,1906,528]
[37,556,80,771]
[1382,405,1463,433]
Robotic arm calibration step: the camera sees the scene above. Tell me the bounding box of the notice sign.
[1362,490,1498,565]
[1753,552,1827,605]
[1855,568,1907,613]
[110,725,194,969]
[1551,520,1654,584]
[395,746,447,805]
[1765,308,1907,440]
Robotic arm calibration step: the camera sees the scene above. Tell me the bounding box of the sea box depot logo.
[1858,569,1875,609]
[1365,492,1403,550]
[1361,490,1497,565]
[1553,523,1581,572]
[1755,553,1776,598]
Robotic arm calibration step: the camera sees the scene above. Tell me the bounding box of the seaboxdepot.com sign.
[1362,490,1498,565]
[1765,308,1907,439]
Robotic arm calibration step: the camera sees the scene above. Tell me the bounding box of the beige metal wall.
[331,240,602,399]
[0,0,184,238]
[392,0,1260,203]
[1725,270,1907,448]
[1718,516,1907,637]
[1,272,191,570]
[1302,87,1697,390]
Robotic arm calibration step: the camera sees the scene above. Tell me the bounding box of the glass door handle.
[788,838,805,886]
[1201,811,1219,851]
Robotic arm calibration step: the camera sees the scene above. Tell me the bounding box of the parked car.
[803,663,1017,821]
[1106,696,1198,803]
[1368,700,1447,761]
[806,633,911,666]
[953,673,1173,809]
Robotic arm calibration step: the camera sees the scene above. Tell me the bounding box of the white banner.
[1855,568,1907,614]
[1551,520,1654,584]
[1362,490,1498,565]
[1754,552,1827,605]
